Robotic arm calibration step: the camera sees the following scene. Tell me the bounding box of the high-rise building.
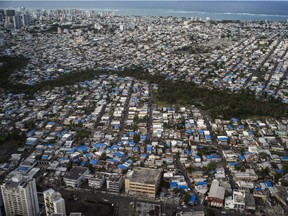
[1,174,39,216]
[13,14,22,29]
[43,188,66,216]
[22,13,31,27]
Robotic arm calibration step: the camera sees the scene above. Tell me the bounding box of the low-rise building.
[125,167,162,198]
[63,166,89,187]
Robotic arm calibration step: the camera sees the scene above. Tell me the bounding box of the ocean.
[1,1,288,21]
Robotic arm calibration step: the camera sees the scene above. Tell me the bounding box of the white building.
[1,174,39,216]
[43,188,66,216]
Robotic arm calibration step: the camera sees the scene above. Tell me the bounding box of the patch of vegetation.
[1,56,287,119]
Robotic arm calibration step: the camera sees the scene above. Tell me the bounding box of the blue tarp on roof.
[218,137,228,142]
[133,147,139,152]
[84,153,92,158]
[106,158,117,163]
[255,187,262,191]
[189,194,196,204]
[118,164,128,170]
[47,122,56,125]
[239,155,245,161]
[129,131,135,136]
[197,181,207,185]
[46,143,54,148]
[281,156,288,161]
[80,161,86,166]
[229,162,237,166]
[205,135,212,140]
[41,155,49,160]
[114,152,123,157]
[93,143,106,148]
[265,181,272,188]
[206,155,220,159]
[112,145,118,150]
[227,125,234,129]
[140,154,147,159]
[147,146,153,151]
[89,159,98,165]
[239,125,244,129]
[195,155,200,159]
[232,118,238,123]
[186,150,192,155]
[129,141,135,146]
[276,169,283,173]
[27,130,36,137]
[140,135,147,141]
[177,185,189,190]
[170,182,177,188]
[249,131,254,135]
[198,130,204,134]
[78,146,89,152]
[186,130,193,135]
[19,166,28,171]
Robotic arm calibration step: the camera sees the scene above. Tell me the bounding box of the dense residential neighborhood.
[0,7,288,216]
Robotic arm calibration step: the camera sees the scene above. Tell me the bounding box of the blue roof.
[147,146,153,151]
[197,181,207,185]
[227,125,234,129]
[93,143,106,148]
[255,187,262,191]
[177,185,189,190]
[19,166,28,171]
[239,155,245,161]
[170,182,177,188]
[189,194,196,204]
[117,164,128,170]
[89,159,98,165]
[106,158,117,163]
[218,137,228,141]
[205,135,212,140]
[198,130,204,133]
[140,154,147,158]
[78,146,89,152]
[265,181,272,187]
[229,162,237,166]
[129,141,135,146]
[114,152,123,157]
[41,155,49,160]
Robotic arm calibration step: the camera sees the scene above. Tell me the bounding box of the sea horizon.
[1,1,288,21]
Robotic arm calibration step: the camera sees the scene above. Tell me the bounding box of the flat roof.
[129,167,161,185]
[64,166,88,180]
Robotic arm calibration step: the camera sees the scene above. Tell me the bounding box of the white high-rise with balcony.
[44,188,66,216]
[1,174,39,216]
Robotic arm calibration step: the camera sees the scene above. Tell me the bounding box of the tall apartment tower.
[0,174,39,216]
[43,188,66,216]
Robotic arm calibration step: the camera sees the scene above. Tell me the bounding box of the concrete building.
[125,167,162,198]
[1,174,39,216]
[207,179,225,207]
[87,173,106,189]
[63,166,89,187]
[43,188,66,216]
[106,174,124,193]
